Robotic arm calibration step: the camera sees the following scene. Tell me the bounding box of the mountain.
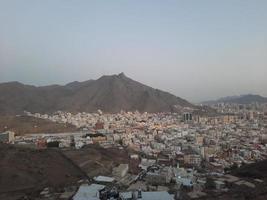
[0,73,194,114]
[202,94,267,105]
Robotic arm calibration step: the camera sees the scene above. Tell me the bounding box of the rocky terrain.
[0,143,140,200]
[0,73,193,115]
[0,144,85,200]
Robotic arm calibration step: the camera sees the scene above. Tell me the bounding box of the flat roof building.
[72,184,105,200]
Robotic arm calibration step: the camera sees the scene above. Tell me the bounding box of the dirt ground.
[63,145,140,178]
[0,144,140,199]
[0,144,85,199]
[0,115,77,136]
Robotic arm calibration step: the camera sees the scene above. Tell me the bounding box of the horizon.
[1,0,267,102]
[1,1,267,197]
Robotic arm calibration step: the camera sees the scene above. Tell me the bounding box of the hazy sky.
[0,0,267,102]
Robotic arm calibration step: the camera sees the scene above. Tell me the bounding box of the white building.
[112,164,129,179]
[72,184,105,200]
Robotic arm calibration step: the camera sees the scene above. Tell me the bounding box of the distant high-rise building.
[183,113,192,122]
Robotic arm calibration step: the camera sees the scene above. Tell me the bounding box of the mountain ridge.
[0,73,194,115]
[202,94,267,105]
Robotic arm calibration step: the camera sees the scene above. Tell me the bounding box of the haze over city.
[2,1,267,200]
[1,0,267,102]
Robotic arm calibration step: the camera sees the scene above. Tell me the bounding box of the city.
[1,101,267,199]
[1,1,267,199]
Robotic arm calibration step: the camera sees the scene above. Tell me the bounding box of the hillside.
[200,160,267,200]
[0,116,77,136]
[202,94,267,105]
[0,73,194,114]
[0,144,85,200]
[0,144,137,200]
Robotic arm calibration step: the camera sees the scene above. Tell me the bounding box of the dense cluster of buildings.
[5,104,267,199]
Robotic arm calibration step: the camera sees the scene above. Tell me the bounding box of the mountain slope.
[0,73,193,114]
[202,94,267,105]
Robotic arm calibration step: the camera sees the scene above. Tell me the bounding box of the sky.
[0,0,267,102]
